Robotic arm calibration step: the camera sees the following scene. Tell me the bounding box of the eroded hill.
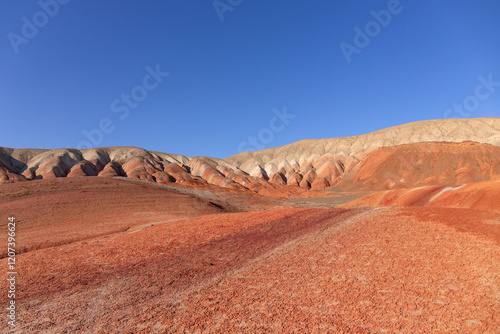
[2,118,500,195]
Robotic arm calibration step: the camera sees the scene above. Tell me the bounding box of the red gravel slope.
[2,207,499,333]
[344,179,500,213]
[0,177,238,258]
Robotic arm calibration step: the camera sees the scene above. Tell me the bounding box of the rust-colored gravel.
[0,177,236,258]
[2,205,499,333]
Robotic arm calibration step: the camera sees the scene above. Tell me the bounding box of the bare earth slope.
[336,141,500,191]
[344,178,500,213]
[2,207,499,333]
[0,176,287,259]
[0,177,234,258]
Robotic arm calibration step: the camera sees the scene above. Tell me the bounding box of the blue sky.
[1,0,499,158]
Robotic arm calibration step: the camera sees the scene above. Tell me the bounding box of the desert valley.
[1,117,500,333]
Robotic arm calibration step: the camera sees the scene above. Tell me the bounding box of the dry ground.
[1,180,499,333]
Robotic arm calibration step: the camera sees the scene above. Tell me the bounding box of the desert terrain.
[1,118,500,333]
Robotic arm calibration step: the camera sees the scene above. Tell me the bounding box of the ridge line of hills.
[1,117,500,194]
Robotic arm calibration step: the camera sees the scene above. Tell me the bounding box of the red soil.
[337,141,500,190]
[0,177,232,258]
[2,206,499,333]
[428,179,500,213]
[2,125,500,332]
[345,179,500,213]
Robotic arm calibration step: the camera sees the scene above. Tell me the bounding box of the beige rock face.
[225,117,500,172]
[1,118,499,193]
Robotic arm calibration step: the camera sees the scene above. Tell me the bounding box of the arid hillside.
[343,178,500,213]
[226,117,500,172]
[336,141,500,191]
[2,118,500,332]
[2,118,500,195]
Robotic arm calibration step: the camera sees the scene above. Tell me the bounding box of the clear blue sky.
[1,0,499,158]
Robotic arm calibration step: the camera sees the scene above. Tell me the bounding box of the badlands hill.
[1,118,500,194]
[2,117,500,332]
[226,117,500,171]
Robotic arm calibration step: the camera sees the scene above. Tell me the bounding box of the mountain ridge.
[2,118,500,194]
[225,117,500,173]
